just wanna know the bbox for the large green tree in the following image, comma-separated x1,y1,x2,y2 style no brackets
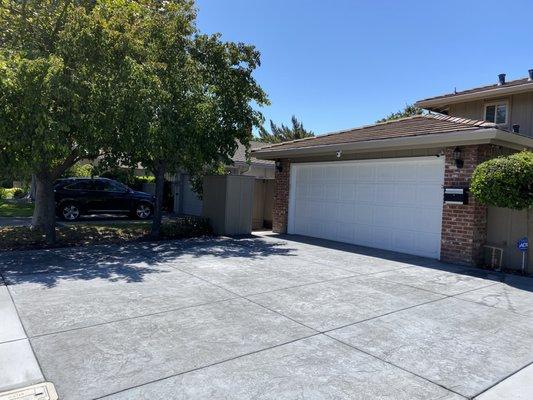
0,0,126,243
98,1,268,237
258,115,314,143
376,104,423,123
0,0,268,241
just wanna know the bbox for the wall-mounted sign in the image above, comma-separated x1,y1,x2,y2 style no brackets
443,187,469,205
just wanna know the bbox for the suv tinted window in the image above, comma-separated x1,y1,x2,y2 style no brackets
97,180,128,193
65,181,94,191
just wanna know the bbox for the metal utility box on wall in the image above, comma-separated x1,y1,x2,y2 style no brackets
202,175,255,235
443,187,468,205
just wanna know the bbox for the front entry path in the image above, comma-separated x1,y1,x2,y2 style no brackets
0,233,532,399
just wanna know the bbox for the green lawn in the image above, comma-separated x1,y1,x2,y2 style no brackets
0,200,34,217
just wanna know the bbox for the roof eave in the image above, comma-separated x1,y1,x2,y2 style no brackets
416,82,533,109
252,129,533,160
232,160,275,168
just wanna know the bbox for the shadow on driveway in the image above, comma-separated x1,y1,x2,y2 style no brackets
262,232,532,288
0,236,298,288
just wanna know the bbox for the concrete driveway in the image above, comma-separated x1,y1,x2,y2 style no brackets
0,234,532,400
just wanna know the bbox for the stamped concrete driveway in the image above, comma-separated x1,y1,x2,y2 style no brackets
1,233,532,400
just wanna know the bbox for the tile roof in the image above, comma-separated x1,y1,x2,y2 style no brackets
232,140,274,166
253,114,494,153
417,76,533,105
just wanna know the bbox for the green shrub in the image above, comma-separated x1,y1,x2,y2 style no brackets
160,216,212,239
471,151,533,210
99,169,136,187
64,163,94,178
132,175,155,189
0,188,20,199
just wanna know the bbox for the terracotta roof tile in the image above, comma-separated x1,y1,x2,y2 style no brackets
253,114,494,153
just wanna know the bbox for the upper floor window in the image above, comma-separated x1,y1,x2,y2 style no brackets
484,101,508,124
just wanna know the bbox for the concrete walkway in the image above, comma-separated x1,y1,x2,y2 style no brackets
0,283,43,391
0,233,532,399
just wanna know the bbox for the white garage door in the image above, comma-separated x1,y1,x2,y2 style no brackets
288,157,444,258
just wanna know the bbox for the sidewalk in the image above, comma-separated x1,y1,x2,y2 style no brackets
0,283,43,392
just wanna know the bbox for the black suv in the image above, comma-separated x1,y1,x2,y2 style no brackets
54,178,155,221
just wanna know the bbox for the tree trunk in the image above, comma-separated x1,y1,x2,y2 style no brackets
32,172,56,244
28,174,36,200
151,161,166,239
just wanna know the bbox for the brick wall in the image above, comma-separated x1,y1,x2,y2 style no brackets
272,159,290,233
440,144,501,265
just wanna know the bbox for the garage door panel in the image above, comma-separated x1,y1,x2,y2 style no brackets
289,157,444,259
356,184,375,203
310,167,324,180
372,227,393,250
376,164,396,181
338,224,355,242
356,165,374,181
393,207,417,230
394,230,416,252
417,184,443,205
395,163,418,181
323,165,340,180
396,185,418,205
307,201,323,217
373,206,394,227
354,225,373,246
415,233,441,257
418,163,443,181
324,183,340,200
354,205,374,224
323,203,338,221
375,184,396,205
417,208,442,233
337,203,355,222
309,184,324,200
340,165,355,181
339,183,356,200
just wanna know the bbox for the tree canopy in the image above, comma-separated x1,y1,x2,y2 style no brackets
0,0,269,241
0,0,129,242
97,1,268,236
376,104,424,123
258,115,314,143
471,151,533,210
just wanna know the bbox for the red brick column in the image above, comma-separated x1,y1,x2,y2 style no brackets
272,159,291,233
440,145,500,265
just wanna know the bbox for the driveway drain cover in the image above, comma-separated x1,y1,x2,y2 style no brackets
0,383,57,400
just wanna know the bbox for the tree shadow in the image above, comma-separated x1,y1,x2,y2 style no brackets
0,235,298,288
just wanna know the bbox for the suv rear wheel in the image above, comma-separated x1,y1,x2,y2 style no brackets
135,202,152,219
60,203,81,221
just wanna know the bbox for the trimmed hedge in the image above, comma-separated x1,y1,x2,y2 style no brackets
471,151,533,210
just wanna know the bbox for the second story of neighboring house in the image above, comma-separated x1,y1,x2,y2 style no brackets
416,69,533,138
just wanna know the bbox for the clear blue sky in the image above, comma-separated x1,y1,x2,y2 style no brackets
195,0,533,136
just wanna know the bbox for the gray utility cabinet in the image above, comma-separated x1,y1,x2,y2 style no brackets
202,175,255,235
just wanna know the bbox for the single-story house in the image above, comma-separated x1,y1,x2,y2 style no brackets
253,71,533,267
172,140,275,229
